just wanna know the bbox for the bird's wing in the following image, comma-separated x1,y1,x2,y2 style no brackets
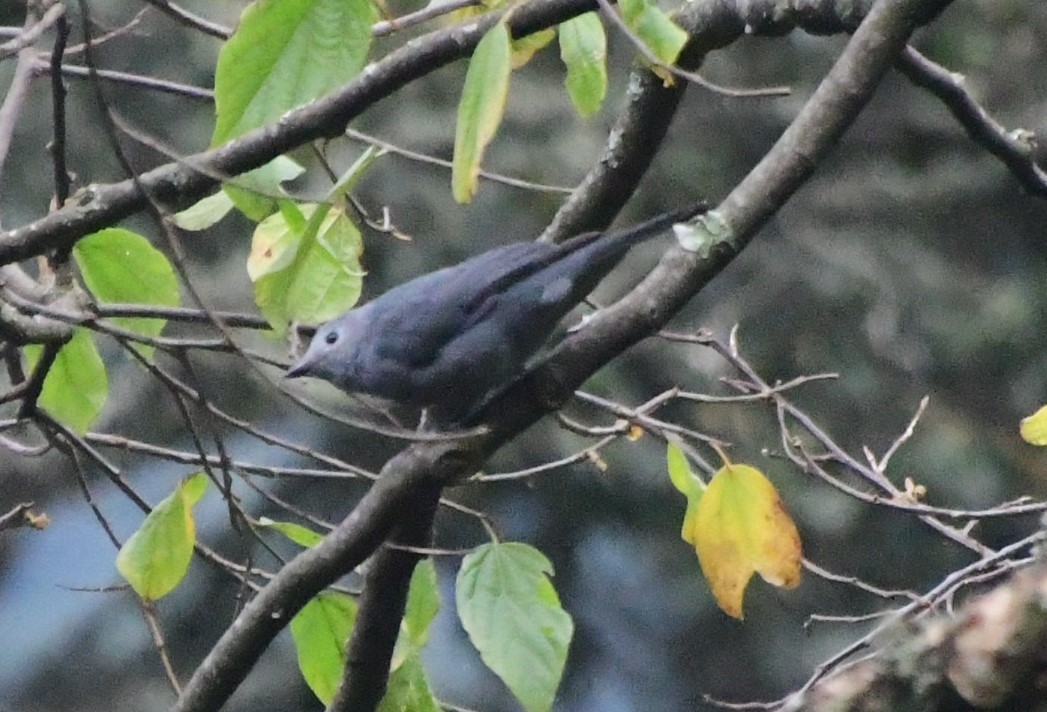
457,234,601,323
365,205,703,370
455,206,706,329
368,242,552,368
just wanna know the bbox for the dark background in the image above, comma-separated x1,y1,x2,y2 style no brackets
0,1,1045,710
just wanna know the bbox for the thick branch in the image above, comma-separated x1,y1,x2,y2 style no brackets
540,0,905,242
170,441,474,712
540,0,750,241
0,0,599,267
328,486,441,712
519,0,955,416
540,67,689,241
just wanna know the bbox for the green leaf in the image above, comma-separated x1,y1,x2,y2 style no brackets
452,22,512,204
377,653,440,712
278,197,309,234
403,559,440,650
667,441,704,499
290,591,358,705
456,542,573,712
558,13,607,117
619,0,688,66
173,191,235,231
257,516,325,547
24,329,107,434
391,559,441,670
213,0,375,219
73,228,180,360
666,441,705,544
250,204,365,332
212,0,375,146
327,145,385,206
224,157,307,222
115,473,209,601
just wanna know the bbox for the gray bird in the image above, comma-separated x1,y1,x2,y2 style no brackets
286,204,706,423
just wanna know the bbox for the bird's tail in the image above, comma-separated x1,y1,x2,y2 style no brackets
601,201,709,250
478,201,709,303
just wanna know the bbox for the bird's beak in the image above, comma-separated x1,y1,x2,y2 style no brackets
285,355,311,379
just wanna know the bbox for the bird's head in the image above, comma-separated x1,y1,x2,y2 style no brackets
285,309,368,387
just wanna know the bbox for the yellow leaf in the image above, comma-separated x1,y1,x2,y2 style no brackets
692,463,801,619
511,28,556,68
1020,404,1047,446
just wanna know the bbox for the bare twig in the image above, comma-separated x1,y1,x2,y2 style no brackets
476,433,619,481
0,2,64,60
139,0,231,39
59,7,150,55
48,12,71,210
897,46,1047,197
0,501,46,531
594,0,790,98
371,0,482,36
344,128,574,194
803,559,921,603
869,395,928,473
33,60,216,100
16,342,62,419
139,600,184,693
0,8,43,191
683,329,996,556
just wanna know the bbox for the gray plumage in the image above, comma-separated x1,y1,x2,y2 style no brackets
286,204,705,423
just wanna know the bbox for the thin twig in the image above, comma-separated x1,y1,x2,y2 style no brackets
49,11,71,210
870,394,928,472
594,0,790,98
139,600,183,693
345,128,575,194
0,501,44,531
16,343,61,419
139,0,230,39
58,7,150,55
0,8,42,189
897,46,1047,197
708,530,1047,710
476,434,619,481
0,3,64,60
689,328,996,557
371,0,482,36
803,559,920,602
34,60,216,100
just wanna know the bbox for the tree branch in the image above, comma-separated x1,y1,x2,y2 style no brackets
0,6,46,192
170,440,476,712
328,486,441,712
896,45,1047,197
790,557,1047,711
527,0,955,413
538,0,920,242
0,0,600,267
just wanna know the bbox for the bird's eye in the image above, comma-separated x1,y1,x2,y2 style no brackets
324,330,338,345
